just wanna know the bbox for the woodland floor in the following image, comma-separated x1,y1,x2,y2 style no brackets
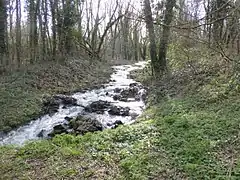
0,60,240,179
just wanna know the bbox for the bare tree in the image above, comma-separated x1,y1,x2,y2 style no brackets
0,0,7,65
16,0,21,67
143,0,157,75
158,0,176,72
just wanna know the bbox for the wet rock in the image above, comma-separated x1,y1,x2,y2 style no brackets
114,120,123,127
0,132,6,139
53,95,78,106
64,116,73,121
108,106,119,115
42,95,77,115
69,116,103,135
42,102,59,115
138,89,148,101
113,94,131,102
107,120,124,129
37,129,47,138
96,111,104,114
108,106,130,116
129,83,139,87
81,111,88,116
114,88,122,93
120,87,138,99
121,98,128,102
130,82,144,89
113,94,121,101
48,124,68,137
85,100,111,114
119,83,148,101
134,95,141,101
130,112,138,119
66,129,74,134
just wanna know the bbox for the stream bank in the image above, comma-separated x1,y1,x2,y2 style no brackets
0,61,148,145
0,58,115,134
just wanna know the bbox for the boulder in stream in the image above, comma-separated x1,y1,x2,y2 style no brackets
42,95,77,115
120,87,139,99
37,129,47,138
48,124,68,137
84,100,111,114
113,94,128,102
53,95,78,106
114,88,122,93
108,106,130,116
112,120,123,128
64,116,73,121
129,82,139,88
113,94,121,101
138,88,148,101
112,84,141,102
69,116,103,135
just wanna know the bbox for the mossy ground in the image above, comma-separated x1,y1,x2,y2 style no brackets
0,59,112,133
1,60,240,179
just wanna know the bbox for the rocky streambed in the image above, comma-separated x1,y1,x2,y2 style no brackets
0,61,148,145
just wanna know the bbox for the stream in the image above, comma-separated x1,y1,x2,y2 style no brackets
0,61,147,146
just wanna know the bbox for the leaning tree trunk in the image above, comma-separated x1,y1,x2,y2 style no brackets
158,0,176,73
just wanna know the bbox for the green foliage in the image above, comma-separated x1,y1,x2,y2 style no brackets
17,140,58,158
228,72,240,93
152,93,240,178
168,42,212,72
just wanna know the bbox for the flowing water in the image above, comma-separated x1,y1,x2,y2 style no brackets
0,61,147,146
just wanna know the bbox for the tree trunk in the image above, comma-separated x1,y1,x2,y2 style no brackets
0,0,6,65
133,24,139,61
38,0,46,60
158,0,176,73
140,42,147,61
16,0,21,68
237,34,240,54
111,22,119,59
212,0,225,43
49,0,57,60
29,0,39,63
143,0,158,75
